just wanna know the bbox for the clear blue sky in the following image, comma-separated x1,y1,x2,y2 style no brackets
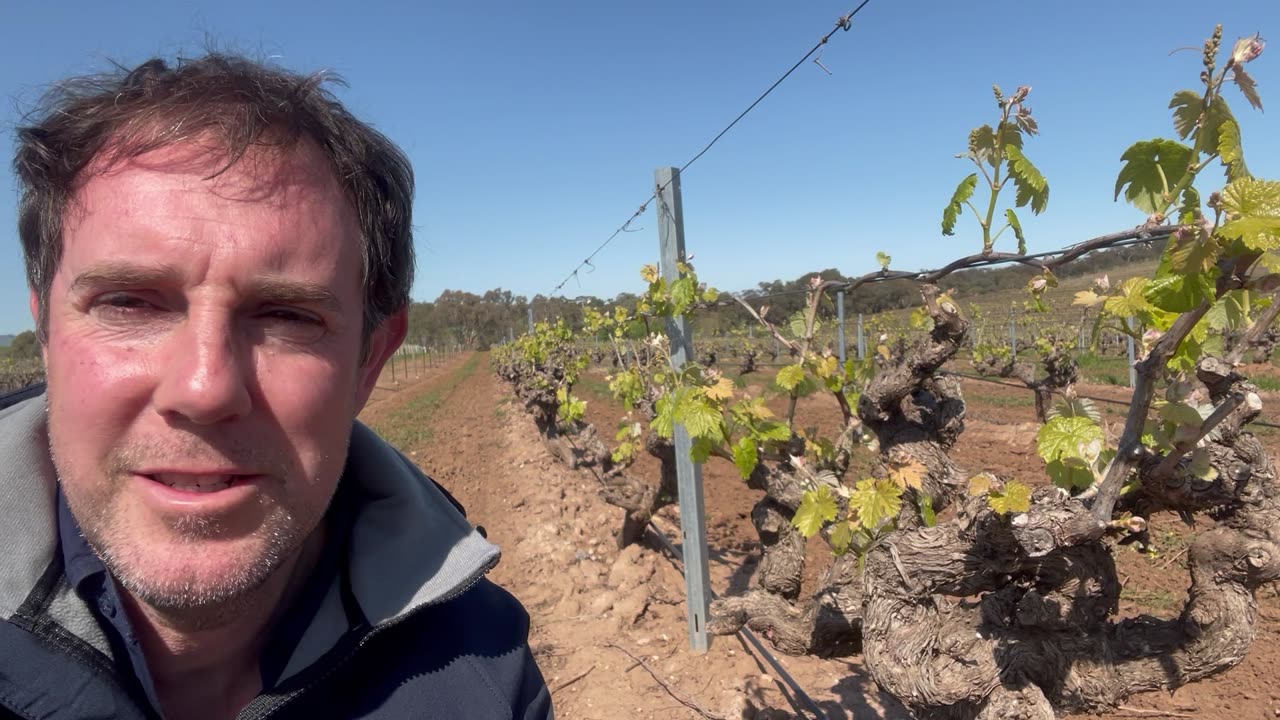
1,1,1277,333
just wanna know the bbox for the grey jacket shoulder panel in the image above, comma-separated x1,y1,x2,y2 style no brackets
276,420,500,682
0,396,56,620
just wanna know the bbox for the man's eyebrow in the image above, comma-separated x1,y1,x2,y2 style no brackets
69,265,343,312
70,263,182,293
253,277,343,312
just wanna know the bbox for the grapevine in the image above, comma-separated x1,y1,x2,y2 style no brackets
493,25,1277,719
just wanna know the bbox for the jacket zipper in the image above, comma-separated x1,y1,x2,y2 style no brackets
235,554,497,720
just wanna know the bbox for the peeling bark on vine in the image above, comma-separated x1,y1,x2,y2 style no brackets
860,354,1280,719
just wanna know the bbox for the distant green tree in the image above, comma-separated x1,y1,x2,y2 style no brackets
8,331,39,360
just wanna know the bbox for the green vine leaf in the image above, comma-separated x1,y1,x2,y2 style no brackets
1046,458,1095,491
1006,209,1027,254
678,397,724,443
788,311,817,339
942,173,978,236
1037,416,1105,463
1158,401,1204,428
1169,90,1202,140
776,364,805,392
1104,277,1156,318
1114,139,1193,214
1219,178,1280,251
968,473,996,497
754,421,793,443
653,395,675,438
850,478,903,529
1169,92,1240,168
969,124,998,167
988,481,1032,514
1145,273,1215,313
1179,186,1202,224
670,276,698,314
792,486,839,537
918,495,937,527
1165,228,1221,276
1206,289,1251,332
828,520,855,556
732,437,758,479
1004,145,1049,214
690,437,715,463
1217,119,1249,181
876,251,892,270
1049,396,1102,423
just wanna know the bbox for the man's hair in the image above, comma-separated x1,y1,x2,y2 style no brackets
14,53,415,344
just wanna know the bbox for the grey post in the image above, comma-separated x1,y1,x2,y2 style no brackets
856,313,866,360
527,307,534,334
1127,316,1138,388
836,290,847,364
655,166,711,653
1009,310,1017,357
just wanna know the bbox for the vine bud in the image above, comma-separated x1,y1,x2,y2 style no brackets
1208,191,1223,211
1142,328,1161,356
1093,274,1111,293
1206,25,1223,64
1011,85,1031,104
1231,33,1265,66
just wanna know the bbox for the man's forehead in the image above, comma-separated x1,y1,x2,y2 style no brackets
57,137,363,293
78,136,344,205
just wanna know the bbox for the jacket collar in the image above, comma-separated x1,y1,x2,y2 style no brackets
0,394,499,683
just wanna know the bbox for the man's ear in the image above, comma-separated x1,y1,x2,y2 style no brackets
355,307,409,413
28,289,47,365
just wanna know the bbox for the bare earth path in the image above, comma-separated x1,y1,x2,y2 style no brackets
359,353,1280,719
361,352,906,719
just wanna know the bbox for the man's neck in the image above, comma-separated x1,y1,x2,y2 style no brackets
119,528,326,720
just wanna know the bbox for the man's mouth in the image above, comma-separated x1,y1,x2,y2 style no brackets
145,473,249,493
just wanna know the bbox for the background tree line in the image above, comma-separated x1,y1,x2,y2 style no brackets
408,242,1161,350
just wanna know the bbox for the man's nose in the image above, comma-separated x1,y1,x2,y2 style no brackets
152,309,253,425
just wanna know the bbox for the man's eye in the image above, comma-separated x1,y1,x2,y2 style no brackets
261,308,322,325
257,308,326,344
94,294,154,314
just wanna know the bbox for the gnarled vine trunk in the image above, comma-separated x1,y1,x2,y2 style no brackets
708,285,971,655
599,433,678,548
860,355,1280,718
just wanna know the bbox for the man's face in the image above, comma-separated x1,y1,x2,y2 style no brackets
41,140,398,611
